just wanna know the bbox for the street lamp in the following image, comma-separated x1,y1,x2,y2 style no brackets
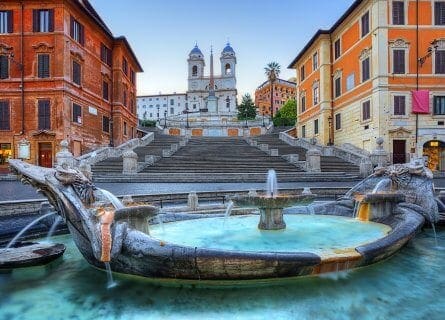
418,39,439,67
185,105,189,128
327,115,333,146
244,108,248,128
156,105,160,124
164,110,167,129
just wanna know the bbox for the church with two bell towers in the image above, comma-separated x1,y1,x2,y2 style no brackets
186,43,237,114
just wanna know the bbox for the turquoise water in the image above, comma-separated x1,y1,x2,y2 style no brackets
150,215,391,254
1,230,444,319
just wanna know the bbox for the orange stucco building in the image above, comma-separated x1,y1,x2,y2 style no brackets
289,0,445,170
0,0,142,170
254,78,296,116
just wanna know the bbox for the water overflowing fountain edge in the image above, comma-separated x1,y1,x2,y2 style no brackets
7,159,435,282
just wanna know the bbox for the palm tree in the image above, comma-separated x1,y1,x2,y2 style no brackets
264,62,281,118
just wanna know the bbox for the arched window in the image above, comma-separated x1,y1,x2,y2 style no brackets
192,65,198,76
225,63,231,75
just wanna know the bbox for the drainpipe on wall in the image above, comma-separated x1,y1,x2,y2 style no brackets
329,34,334,146
415,0,419,147
20,1,24,135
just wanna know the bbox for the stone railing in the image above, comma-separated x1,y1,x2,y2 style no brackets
279,130,367,166
76,132,154,167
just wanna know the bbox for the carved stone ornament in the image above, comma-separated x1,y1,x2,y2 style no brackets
389,38,409,48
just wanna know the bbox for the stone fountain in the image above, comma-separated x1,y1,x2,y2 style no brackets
7,141,438,282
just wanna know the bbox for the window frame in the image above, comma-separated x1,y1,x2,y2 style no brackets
393,95,406,116
72,103,82,124
0,55,9,80
102,80,109,101
0,10,13,34
37,53,50,78
361,56,370,82
33,9,54,33
313,82,319,106
301,125,306,138
392,49,406,74
391,1,405,25
334,39,341,60
361,11,370,38
434,49,445,74
0,100,11,130
434,1,445,25
312,51,318,71
72,60,81,85
433,95,445,115
70,16,84,46
37,99,51,130
334,76,342,98
300,65,305,81
100,43,112,67
362,100,371,122
335,113,341,131
314,118,319,135
102,115,110,133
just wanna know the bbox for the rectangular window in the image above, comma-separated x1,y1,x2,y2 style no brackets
393,50,405,74
334,77,341,98
72,103,82,124
300,65,305,81
123,90,127,106
312,52,318,71
361,11,370,37
170,99,174,105
394,95,406,115
362,57,370,82
301,95,306,112
0,55,9,79
33,9,54,32
102,81,109,100
0,101,10,130
72,61,81,85
38,54,50,78
335,113,341,130
313,86,319,105
122,58,128,75
170,107,174,115
433,96,445,115
314,119,319,135
346,73,355,91
0,11,13,34
100,44,112,67
362,100,371,121
392,1,405,25
102,116,110,133
123,121,127,135
130,69,135,84
302,125,306,138
435,1,445,25
435,51,445,74
38,100,51,130
70,16,84,45
334,39,341,60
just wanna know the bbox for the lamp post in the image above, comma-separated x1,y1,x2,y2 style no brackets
185,105,189,128
156,105,160,124
327,115,333,146
418,39,439,67
244,108,248,128
164,110,167,129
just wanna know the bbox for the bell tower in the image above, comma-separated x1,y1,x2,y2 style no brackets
187,44,205,90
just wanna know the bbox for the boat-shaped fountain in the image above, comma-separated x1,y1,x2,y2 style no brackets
7,153,438,283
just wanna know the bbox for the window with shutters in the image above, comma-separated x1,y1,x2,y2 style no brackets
334,39,341,60
33,9,54,32
130,69,135,84
300,65,305,81
312,52,318,71
0,101,10,130
301,93,306,112
123,121,127,135
72,60,81,85
361,11,370,37
102,81,109,100
302,125,306,138
72,103,82,124
100,43,112,67
362,100,371,121
393,95,406,116
334,76,341,98
433,96,445,115
102,116,110,133
123,89,127,106
435,50,445,74
314,119,319,135
38,54,50,78
362,57,370,82
435,1,445,25
313,82,319,105
70,16,84,45
393,49,405,74
392,1,405,25
0,55,9,79
38,100,51,130
335,113,341,130
0,11,13,34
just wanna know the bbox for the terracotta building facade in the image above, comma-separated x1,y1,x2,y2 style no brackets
289,0,445,170
254,78,296,116
0,0,142,170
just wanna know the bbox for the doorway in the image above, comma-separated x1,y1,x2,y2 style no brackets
392,140,406,164
38,143,53,168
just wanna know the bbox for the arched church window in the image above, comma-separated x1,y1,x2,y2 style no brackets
192,65,198,76
225,63,231,75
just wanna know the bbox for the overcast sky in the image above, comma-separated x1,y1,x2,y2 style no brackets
91,0,354,98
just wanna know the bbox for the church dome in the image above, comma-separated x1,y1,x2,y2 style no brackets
222,43,235,54
189,45,203,57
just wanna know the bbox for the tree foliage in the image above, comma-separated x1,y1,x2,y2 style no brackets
273,99,297,127
237,94,257,120
264,62,281,82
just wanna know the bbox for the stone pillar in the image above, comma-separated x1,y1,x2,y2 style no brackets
359,157,374,178
258,207,286,230
370,137,389,168
188,192,199,211
306,138,321,172
122,150,138,174
55,140,74,168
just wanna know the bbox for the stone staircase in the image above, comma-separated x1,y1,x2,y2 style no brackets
91,131,183,174
251,133,360,174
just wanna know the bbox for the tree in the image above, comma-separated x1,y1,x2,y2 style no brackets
273,99,297,127
264,62,281,118
237,94,257,120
